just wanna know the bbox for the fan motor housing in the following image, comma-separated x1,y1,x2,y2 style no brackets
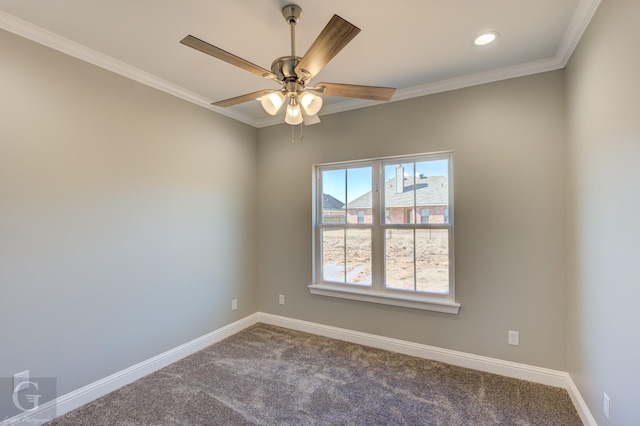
271,56,303,81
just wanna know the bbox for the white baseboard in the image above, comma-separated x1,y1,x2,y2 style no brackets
1,313,261,426
2,311,595,426
256,313,568,386
255,312,596,425
566,375,597,426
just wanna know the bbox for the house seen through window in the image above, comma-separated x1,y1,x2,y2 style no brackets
311,152,458,314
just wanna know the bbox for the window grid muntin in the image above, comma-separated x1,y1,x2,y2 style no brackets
318,162,374,287
315,152,454,300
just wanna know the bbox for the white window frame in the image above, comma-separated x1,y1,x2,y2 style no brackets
309,152,459,314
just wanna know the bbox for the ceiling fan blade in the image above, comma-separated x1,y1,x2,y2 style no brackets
294,15,361,80
315,82,396,101
302,110,321,126
181,35,277,80
212,90,275,107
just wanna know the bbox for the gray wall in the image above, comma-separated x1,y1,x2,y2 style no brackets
0,28,258,416
6,2,639,420
565,0,640,424
257,71,568,370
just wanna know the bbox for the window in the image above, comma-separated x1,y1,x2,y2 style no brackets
310,152,459,314
420,208,430,224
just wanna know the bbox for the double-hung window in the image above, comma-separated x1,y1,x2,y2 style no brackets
310,152,459,314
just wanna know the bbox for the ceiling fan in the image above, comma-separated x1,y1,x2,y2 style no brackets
180,4,396,126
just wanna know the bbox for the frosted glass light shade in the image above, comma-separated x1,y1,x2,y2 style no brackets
260,91,285,115
299,92,323,116
285,101,303,125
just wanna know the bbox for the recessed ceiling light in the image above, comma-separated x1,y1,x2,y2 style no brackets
474,32,499,46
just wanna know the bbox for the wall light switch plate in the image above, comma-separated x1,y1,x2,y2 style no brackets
13,370,29,393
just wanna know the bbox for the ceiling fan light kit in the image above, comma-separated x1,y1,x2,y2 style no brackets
180,3,396,130
285,98,303,125
300,92,323,116
261,91,286,116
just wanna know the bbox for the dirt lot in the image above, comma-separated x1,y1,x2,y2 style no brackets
322,228,449,294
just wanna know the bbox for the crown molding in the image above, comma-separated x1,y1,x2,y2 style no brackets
0,11,260,128
251,0,603,129
556,0,602,66
252,57,561,128
1,0,601,129
254,56,563,128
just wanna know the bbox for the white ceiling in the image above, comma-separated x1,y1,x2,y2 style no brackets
0,0,600,128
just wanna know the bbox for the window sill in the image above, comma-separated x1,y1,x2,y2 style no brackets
308,283,460,314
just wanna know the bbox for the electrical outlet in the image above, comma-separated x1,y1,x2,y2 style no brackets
13,370,29,393
603,392,610,420
279,294,285,305
508,331,519,346
231,299,237,311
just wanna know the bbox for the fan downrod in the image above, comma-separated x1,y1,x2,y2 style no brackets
272,4,304,82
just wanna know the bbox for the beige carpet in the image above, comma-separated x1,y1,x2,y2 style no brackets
47,323,582,425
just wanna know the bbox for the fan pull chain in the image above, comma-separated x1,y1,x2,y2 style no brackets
289,124,304,144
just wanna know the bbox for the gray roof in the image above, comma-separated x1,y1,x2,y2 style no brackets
322,193,345,210
348,175,448,208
